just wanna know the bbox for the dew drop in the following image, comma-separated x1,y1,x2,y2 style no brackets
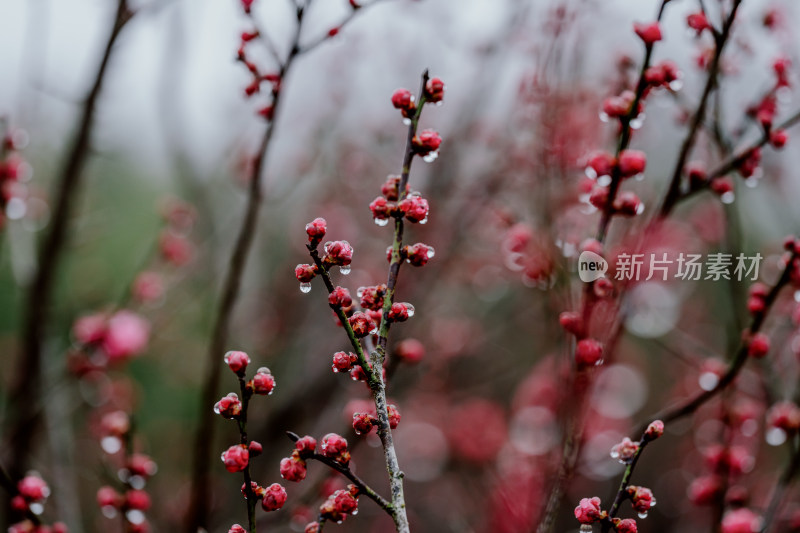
357,287,366,298
636,203,645,215
402,118,411,126
630,113,645,130
638,512,648,519
597,175,612,187
130,475,146,490
426,247,435,259
213,404,221,414
101,506,117,519
635,173,645,182
352,509,358,516
669,79,684,91
794,290,800,302
720,191,735,204
698,372,719,391
126,510,146,524
374,217,389,227
766,427,787,446
118,468,131,482
332,367,340,373
369,326,378,335
585,166,598,179
339,265,351,275
419,216,428,225
300,282,312,293
406,304,415,318
6,197,26,220
30,503,44,515
610,450,620,459
422,151,438,163
101,436,122,454
744,177,758,189
599,111,610,123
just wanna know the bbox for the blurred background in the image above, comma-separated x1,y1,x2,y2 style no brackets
1,0,800,531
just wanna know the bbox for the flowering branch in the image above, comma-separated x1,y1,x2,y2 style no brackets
285,432,393,515
641,244,800,431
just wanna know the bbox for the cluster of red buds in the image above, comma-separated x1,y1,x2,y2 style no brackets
216,351,287,525
370,176,434,227
351,404,400,435
8,473,68,533
235,5,282,120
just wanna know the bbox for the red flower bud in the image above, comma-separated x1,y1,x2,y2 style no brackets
644,420,664,440
412,129,442,156
125,489,151,511
687,12,711,34
252,367,275,395
587,151,616,177
17,475,49,503
618,150,647,178
352,412,376,435
576,338,604,368
324,240,354,266
305,217,327,245
295,435,317,456
280,453,308,482
388,302,414,322
328,286,352,308
574,496,604,524
261,483,287,512
224,350,250,375
425,77,445,103
634,21,662,45
387,404,401,429
348,312,376,337
395,338,425,363
248,441,263,457
214,393,242,419
398,195,429,223
332,351,358,373
221,445,249,473
295,264,317,283
748,333,770,358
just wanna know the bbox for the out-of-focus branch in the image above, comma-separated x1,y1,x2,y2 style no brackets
6,0,133,486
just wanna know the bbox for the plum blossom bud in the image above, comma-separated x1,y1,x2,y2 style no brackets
295,435,317,457
613,518,638,533
332,351,358,373
618,150,647,178
721,508,761,533
214,393,242,419
358,285,385,310
614,191,643,216
634,21,662,45
395,338,425,363
576,339,604,368
587,151,616,177
399,195,429,223
280,452,308,482
770,129,788,148
381,175,406,201
348,312,376,337
262,483,288,512
252,367,275,395
412,129,442,155
328,286,352,308
125,490,151,511
128,454,158,478
644,420,664,440
425,77,445,103
388,302,414,322
689,475,722,505
387,404,401,429
391,88,415,113
766,401,800,434
97,486,120,508
628,486,655,515
602,93,634,120
160,232,193,265
589,185,609,210
687,163,707,187
305,523,320,533
320,489,359,522
574,497,605,524
404,242,435,266
295,264,317,283
241,0,254,13
132,272,164,304
321,433,349,464
324,240,353,266
687,12,711,34
559,311,583,337
221,445,249,473
352,412,376,435
229,526,246,533
103,311,150,361
248,441,263,457
18,475,50,503
747,333,770,358
611,437,639,462
225,350,250,375
370,196,394,223
305,218,327,245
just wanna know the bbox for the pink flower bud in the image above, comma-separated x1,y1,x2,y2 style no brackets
352,412,376,435
332,351,357,373
321,433,348,460
615,519,638,533
395,338,425,363
391,89,415,112
102,311,150,361
320,489,359,522
721,508,761,533
224,350,250,375
387,404,401,429
770,129,788,148
614,191,643,216
358,285,385,310
574,496,604,524
425,77,445,103
748,333,770,358
766,401,800,433
587,151,617,177
221,445,249,473
252,368,275,395
97,486,121,508
229,526,246,533
159,232,193,266
398,195,429,223
305,522,320,533
687,12,711,33
576,339,604,368
305,217,327,245
295,264,317,283
618,150,647,178
73,313,107,345
611,437,639,462
128,454,158,478
132,272,164,304
248,441,263,457
628,486,655,514
328,286,352,308
689,475,722,506
125,490,151,511
370,196,394,222
214,393,242,419
388,302,413,322
261,483,288,512
17,475,49,503
381,175,406,201
348,311,376,337
324,240,354,266
589,185,609,210
645,420,664,440
412,129,442,155
280,453,308,482
559,311,583,337
404,242,435,267
295,436,317,457
634,21,662,45
241,0,254,13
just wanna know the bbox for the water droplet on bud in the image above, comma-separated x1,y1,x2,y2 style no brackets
585,166,598,179
406,304,415,317
402,118,411,126
101,436,122,454
721,191,735,204
339,265,351,275
426,247,435,259
630,113,645,130
636,203,645,215
357,287,365,298
300,282,312,293
419,216,428,225
745,177,759,189
766,427,787,446
374,217,389,226
369,326,378,335
422,151,439,163
597,175,612,187
599,111,610,123
30,503,44,515
669,79,683,92
638,512,648,519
